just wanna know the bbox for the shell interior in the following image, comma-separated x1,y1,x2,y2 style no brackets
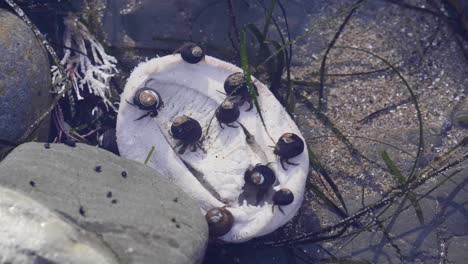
116,54,309,242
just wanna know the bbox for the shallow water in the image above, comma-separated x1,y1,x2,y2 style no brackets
0,0,467,263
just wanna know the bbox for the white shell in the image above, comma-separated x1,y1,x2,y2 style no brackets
116,54,309,242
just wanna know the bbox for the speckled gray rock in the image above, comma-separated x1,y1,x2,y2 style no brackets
0,143,208,264
0,9,52,142
0,186,118,264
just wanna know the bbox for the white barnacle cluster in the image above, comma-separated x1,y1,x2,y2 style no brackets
52,15,118,111
116,44,309,242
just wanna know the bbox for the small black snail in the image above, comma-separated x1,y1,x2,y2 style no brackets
215,100,240,128
128,87,164,121
176,43,205,64
272,188,294,214
223,72,258,111
205,207,234,237
244,164,276,189
273,133,305,170
170,115,204,154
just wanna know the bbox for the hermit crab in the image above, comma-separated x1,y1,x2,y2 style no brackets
215,100,240,128
205,207,234,237
223,72,258,111
273,188,295,214
127,87,164,120
273,133,305,170
244,163,276,189
175,43,205,64
244,163,277,204
170,115,204,154
116,43,309,242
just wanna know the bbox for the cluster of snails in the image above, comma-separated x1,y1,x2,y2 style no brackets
127,43,305,237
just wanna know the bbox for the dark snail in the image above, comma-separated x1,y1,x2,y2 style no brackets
170,115,204,154
273,133,305,170
205,207,234,237
176,43,205,64
215,100,240,128
244,164,276,189
128,87,164,121
273,188,294,206
272,188,294,214
223,72,258,111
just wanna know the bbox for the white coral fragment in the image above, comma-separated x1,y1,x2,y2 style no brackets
52,15,118,110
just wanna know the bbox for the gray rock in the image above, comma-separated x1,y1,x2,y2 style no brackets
0,143,208,264
0,186,117,264
0,9,52,142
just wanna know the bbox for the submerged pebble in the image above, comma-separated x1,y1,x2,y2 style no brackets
0,9,52,142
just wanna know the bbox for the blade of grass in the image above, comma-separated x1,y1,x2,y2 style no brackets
277,0,292,69
373,168,463,236
261,0,277,38
308,145,349,215
227,0,240,43
265,40,285,75
144,146,155,165
265,39,286,98
308,178,349,220
257,0,370,69
256,0,294,110
244,23,275,79
335,46,424,183
301,91,394,176
240,29,261,111
276,1,294,115
381,150,425,224
330,46,426,236
358,97,413,124
245,23,264,42
308,134,468,192
300,92,358,156
381,151,407,184
256,153,467,247
240,30,274,142
318,0,364,111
